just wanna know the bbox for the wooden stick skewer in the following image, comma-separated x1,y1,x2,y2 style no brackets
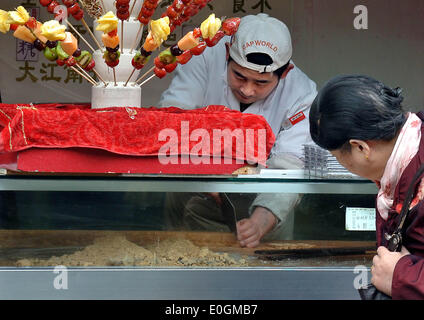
121,21,124,54
100,0,106,14
81,18,103,51
70,65,97,85
91,68,108,87
135,65,154,84
66,21,96,53
124,68,136,87
130,25,144,54
113,68,117,86
23,25,98,86
76,64,98,86
129,0,138,17
138,74,155,87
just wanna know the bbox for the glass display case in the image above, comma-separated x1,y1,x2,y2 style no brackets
0,171,378,299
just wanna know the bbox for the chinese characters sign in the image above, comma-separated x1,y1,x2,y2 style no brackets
233,0,273,14
16,61,97,84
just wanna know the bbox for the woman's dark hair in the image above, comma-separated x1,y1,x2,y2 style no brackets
228,54,290,78
309,75,407,151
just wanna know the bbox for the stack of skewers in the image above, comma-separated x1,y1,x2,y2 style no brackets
303,144,363,179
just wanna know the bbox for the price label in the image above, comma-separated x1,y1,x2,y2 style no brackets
345,207,376,231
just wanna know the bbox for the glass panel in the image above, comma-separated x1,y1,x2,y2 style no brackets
0,190,375,269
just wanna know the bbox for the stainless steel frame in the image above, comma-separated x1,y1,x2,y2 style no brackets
0,176,378,194
0,267,368,300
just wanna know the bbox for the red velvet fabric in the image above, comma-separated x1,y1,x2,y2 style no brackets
17,148,246,174
0,103,275,166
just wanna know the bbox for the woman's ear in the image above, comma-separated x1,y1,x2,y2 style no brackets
349,139,371,159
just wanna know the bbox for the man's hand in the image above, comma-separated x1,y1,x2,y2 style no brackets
371,246,410,296
236,206,277,248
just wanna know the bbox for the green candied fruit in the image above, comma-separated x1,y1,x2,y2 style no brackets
133,51,151,65
159,48,177,64
141,55,151,65
55,42,69,60
133,51,142,60
43,46,58,61
76,50,92,68
103,50,120,62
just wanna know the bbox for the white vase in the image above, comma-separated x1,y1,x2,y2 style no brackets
91,0,145,109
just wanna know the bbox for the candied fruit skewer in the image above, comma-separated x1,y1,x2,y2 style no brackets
138,73,155,87
5,7,100,85
135,23,203,84
128,0,138,18
9,7,99,85
41,20,99,84
65,19,95,52
96,11,121,86
40,0,96,52
162,0,212,33
130,0,160,54
61,0,103,50
39,0,103,51
124,47,152,86
138,14,240,85
116,0,130,54
126,16,170,85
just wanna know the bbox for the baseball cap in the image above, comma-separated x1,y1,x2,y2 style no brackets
229,14,292,73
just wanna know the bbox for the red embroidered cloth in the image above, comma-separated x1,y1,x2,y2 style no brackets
0,104,275,166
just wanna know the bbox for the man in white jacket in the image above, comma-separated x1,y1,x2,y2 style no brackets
159,14,317,247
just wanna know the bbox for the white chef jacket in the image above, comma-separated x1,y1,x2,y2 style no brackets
159,38,317,235
159,36,318,160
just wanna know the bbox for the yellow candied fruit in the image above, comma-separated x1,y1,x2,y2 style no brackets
0,10,11,34
96,11,118,34
150,16,170,47
41,20,67,41
200,14,221,40
7,6,30,25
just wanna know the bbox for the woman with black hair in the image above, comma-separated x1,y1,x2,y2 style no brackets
309,74,424,299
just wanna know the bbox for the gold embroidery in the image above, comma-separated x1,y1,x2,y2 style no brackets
16,106,29,145
16,105,37,111
20,109,28,145
8,123,12,151
125,107,137,120
0,109,11,121
4,105,37,151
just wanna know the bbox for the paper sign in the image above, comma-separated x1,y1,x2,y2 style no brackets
345,207,376,231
